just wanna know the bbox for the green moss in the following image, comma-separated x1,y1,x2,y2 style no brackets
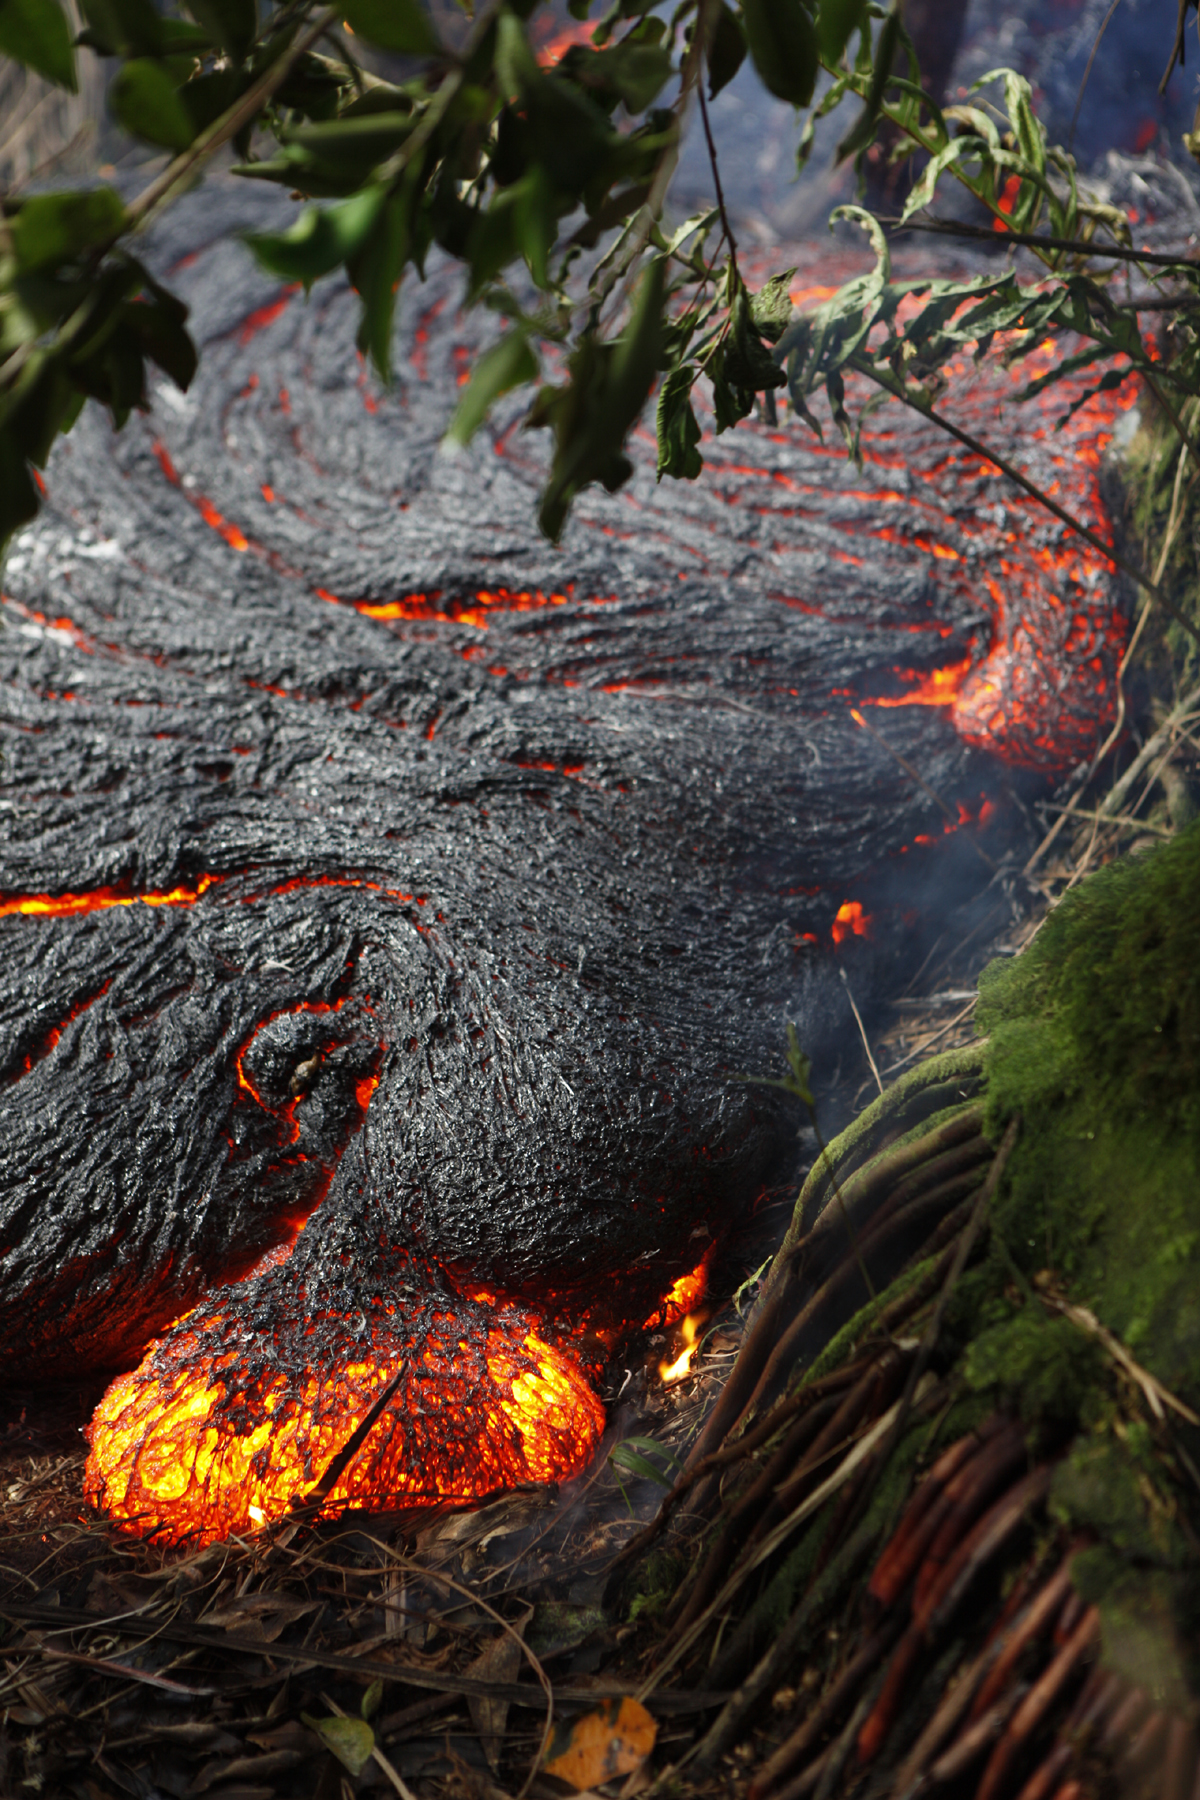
753,831,1200,1693
1072,1548,1196,1713
777,1043,986,1260
977,821,1200,1403
801,1253,940,1387
622,1546,688,1627
964,1310,1106,1430
1052,1433,1188,1567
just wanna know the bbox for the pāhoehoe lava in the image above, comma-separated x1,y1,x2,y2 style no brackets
0,186,1132,1544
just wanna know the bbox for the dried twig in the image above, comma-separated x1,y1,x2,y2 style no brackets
838,966,883,1094
1045,1298,1200,1425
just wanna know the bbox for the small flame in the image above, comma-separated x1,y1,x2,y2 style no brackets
659,1310,708,1385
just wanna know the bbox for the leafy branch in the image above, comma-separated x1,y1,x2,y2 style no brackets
5,0,1200,631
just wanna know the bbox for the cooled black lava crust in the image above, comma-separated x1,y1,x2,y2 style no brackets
0,187,1061,1379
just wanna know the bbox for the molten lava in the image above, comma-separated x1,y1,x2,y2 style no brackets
0,873,221,921
85,1296,606,1546
832,900,871,946
869,656,974,709
84,1242,716,1545
642,1253,712,1332
3,223,1149,1555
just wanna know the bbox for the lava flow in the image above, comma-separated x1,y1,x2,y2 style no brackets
0,196,1148,1551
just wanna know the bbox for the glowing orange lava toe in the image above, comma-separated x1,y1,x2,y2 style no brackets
85,1283,605,1547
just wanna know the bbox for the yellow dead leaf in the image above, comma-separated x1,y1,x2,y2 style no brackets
544,1696,657,1792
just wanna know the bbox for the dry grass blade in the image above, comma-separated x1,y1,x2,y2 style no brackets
1,1598,698,1710
840,967,883,1094
1045,1298,1200,1424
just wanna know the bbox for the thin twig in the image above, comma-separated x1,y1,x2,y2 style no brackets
1099,683,1200,818
882,996,978,1077
832,1117,1020,1558
696,51,738,307
879,213,1198,271
1068,0,1126,152
125,8,339,238
0,7,338,406
638,1393,927,1702
359,1538,554,1800
848,708,998,871
291,1363,408,1517
1046,1299,1200,1424
1030,454,1200,874
840,967,883,1095
1039,802,1171,835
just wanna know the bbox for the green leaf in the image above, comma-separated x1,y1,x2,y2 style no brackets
816,0,868,65
184,0,254,58
179,66,241,136
125,294,197,391
741,0,818,107
243,185,387,289
302,1714,375,1778
724,285,787,391
590,0,656,46
340,0,439,56
608,1437,678,1488
707,2,746,97
466,187,522,297
11,187,126,273
361,1680,383,1721
515,166,556,288
709,350,754,434
562,39,673,112
349,187,411,382
750,267,797,344
79,0,163,56
280,112,416,178
0,428,40,550
1049,364,1131,430
660,208,719,257
157,18,210,52
496,7,541,97
537,254,664,540
110,58,195,152
656,363,703,480
446,331,538,446
0,0,76,91
786,1022,815,1106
